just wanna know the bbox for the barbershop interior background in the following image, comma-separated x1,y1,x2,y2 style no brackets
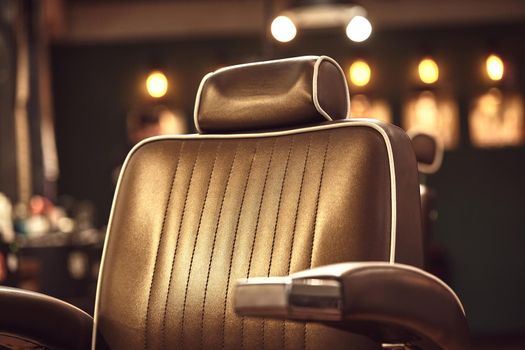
1,0,525,347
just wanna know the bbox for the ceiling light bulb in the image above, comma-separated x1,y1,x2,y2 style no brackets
346,15,372,43
486,54,504,81
271,15,297,43
146,71,168,98
349,60,371,87
418,58,439,84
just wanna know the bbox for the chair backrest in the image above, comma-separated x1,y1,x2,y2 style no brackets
93,56,423,349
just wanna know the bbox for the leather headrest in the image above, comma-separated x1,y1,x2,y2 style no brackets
193,56,349,133
408,131,444,174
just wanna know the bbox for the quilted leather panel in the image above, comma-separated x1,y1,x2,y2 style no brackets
96,123,421,349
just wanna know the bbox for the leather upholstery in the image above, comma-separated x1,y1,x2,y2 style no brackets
338,263,468,350
409,131,443,270
194,56,349,133
0,286,92,349
409,131,443,174
95,119,422,349
289,262,468,350
419,185,434,264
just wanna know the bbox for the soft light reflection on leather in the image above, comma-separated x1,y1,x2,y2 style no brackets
97,124,422,349
196,57,348,133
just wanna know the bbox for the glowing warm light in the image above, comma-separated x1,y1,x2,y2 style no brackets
348,60,371,87
146,71,168,98
470,88,524,147
271,16,297,43
351,94,392,123
159,109,188,134
418,58,439,84
403,91,459,149
486,54,504,81
345,15,372,42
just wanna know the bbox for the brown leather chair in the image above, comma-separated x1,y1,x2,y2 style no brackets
408,131,448,277
0,56,468,349
409,131,444,177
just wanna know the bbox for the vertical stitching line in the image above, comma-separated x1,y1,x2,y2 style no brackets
282,135,312,349
143,141,184,350
267,137,294,276
308,133,331,267
221,141,259,350
263,137,294,350
199,142,240,349
241,138,277,350
304,132,331,350
180,141,222,350
160,142,203,350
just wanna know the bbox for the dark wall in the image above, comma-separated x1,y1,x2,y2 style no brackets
433,148,525,335
0,1,18,202
51,21,525,336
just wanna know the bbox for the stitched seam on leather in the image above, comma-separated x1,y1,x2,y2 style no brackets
261,137,294,349
200,142,240,349
113,121,397,265
159,142,203,350
267,137,294,277
221,142,259,350
180,141,222,350
143,142,184,350
241,138,277,350
304,132,331,350
283,135,312,349
286,135,312,274
308,133,331,268
95,121,399,349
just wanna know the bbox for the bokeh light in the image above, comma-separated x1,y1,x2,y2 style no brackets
348,60,371,87
271,16,297,43
418,58,439,84
486,54,504,81
345,16,372,43
146,71,168,98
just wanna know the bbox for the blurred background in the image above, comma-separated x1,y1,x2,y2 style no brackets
0,0,524,348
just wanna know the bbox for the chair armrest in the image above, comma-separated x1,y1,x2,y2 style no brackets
0,286,93,349
234,262,469,350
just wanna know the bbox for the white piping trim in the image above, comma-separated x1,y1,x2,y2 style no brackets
407,129,444,175
192,56,350,133
290,261,466,316
213,55,319,74
91,120,397,348
312,56,351,120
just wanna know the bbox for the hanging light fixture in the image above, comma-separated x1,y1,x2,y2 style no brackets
271,15,297,43
270,0,372,43
345,15,372,42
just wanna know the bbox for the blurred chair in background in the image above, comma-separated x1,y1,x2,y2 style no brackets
409,131,450,280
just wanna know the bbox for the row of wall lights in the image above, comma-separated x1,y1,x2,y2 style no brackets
142,53,505,99
139,54,519,148
142,54,505,100
348,54,505,88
